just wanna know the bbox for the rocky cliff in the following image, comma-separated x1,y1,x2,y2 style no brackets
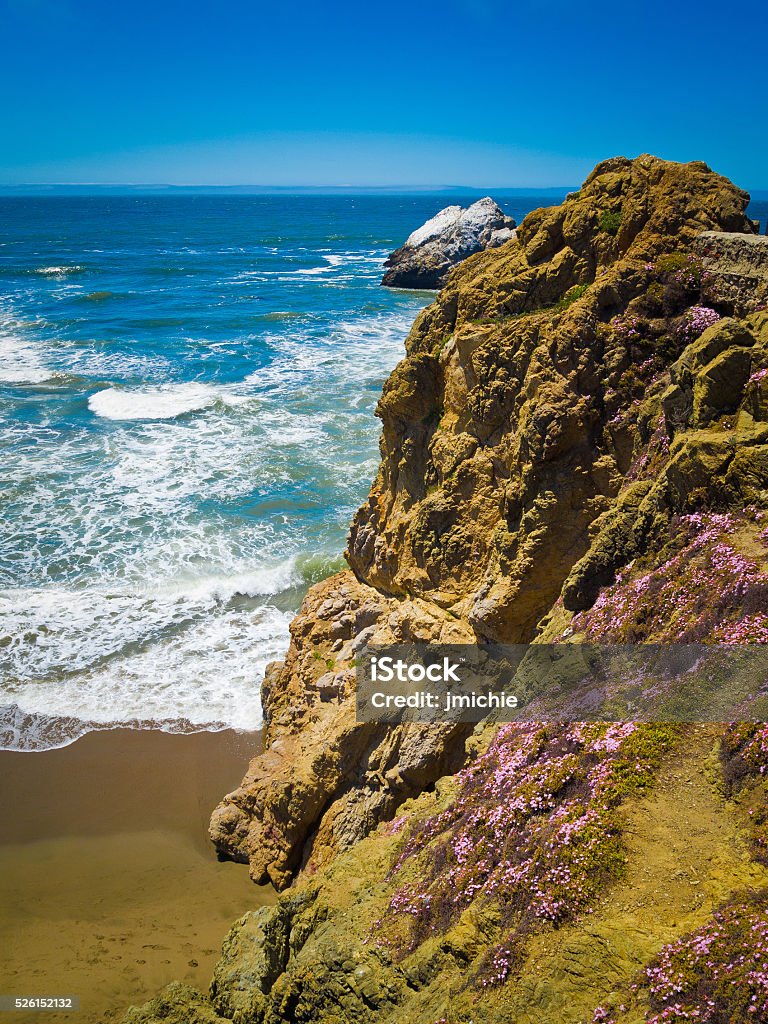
125,155,768,1024
210,154,766,888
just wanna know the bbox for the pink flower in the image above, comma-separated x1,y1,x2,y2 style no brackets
678,305,721,341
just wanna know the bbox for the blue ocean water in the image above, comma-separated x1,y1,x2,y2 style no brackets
0,193,559,749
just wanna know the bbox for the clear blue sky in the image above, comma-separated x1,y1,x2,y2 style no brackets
2,0,767,188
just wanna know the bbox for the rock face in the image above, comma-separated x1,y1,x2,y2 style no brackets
351,155,758,640
128,154,768,1024
209,572,475,888
693,230,768,316
381,196,516,289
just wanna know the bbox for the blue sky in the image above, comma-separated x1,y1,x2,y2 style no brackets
2,0,767,188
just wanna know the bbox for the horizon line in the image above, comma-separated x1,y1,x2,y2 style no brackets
2,182,767,197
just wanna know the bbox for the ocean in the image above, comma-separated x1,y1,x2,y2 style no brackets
0,192,563,750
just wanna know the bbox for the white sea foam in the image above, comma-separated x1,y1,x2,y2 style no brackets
2,307,416,592
64,344,172,381
0,333,56,384
286,265,336,276
0,304,173,386
34,265,84,276
0,705,201,753
323,252,385,267
0,598,292,747
88,382,221,420
0,562,298,749
232,250,386,285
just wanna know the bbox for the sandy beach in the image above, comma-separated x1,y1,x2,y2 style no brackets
0,728,275,1023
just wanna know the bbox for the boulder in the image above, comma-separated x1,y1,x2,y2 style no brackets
381,196,516,289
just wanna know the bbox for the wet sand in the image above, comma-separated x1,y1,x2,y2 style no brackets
0,728,276,1023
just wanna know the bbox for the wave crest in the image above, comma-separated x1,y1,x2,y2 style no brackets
88,382,220,420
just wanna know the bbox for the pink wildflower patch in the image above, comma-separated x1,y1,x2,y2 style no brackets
721,724,768,863
568,512,768,644
376,722,678,987
641,894,768,1024
678,305,721,342
611,313,642,340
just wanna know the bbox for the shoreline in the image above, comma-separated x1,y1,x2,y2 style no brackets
0,727,275,1023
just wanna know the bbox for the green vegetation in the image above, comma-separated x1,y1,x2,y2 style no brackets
655,253,690,274
639,892,768,1024
598,209,623,235
555,282,590,309
378,722,680,988
567,512,768,644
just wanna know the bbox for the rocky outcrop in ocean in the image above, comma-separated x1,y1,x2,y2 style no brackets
125,155,768,1024
381,196,516,289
